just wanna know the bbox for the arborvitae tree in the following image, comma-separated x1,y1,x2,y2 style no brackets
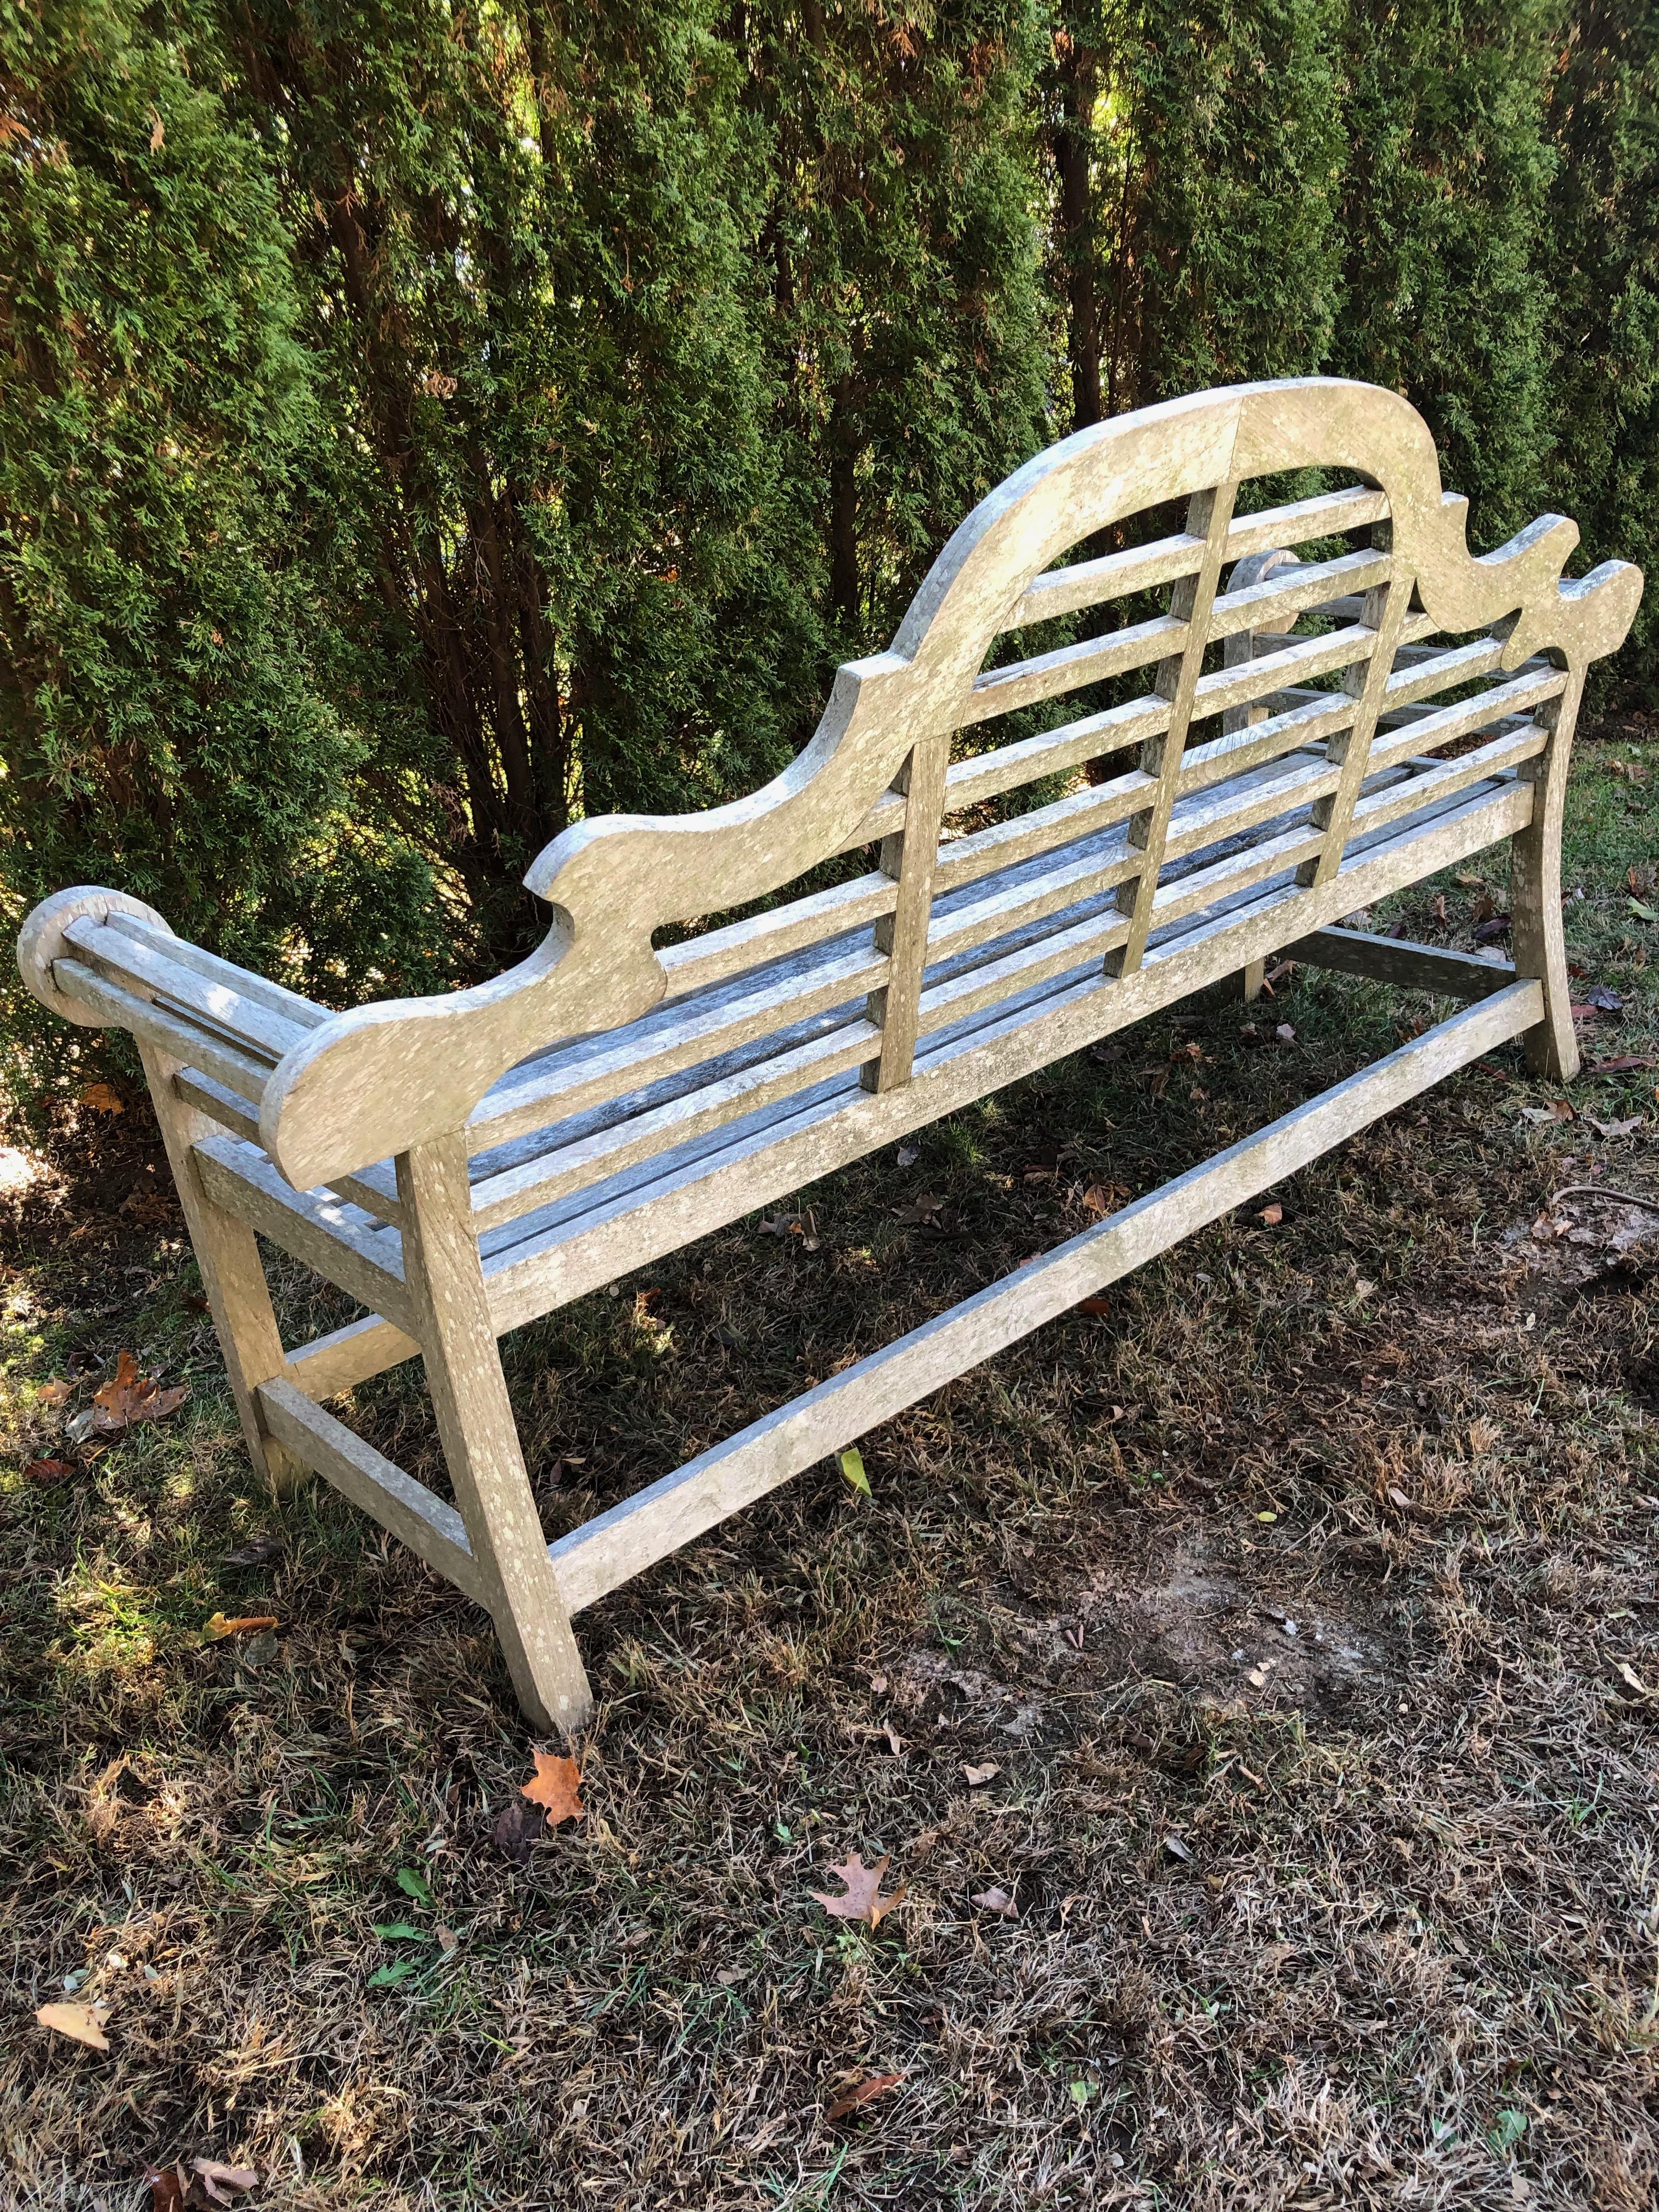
1333,0,1559,541
1541,0,1659,692
0,0,422,1086
219,0,824,960
1040,0,1345,435
740,0,1053,647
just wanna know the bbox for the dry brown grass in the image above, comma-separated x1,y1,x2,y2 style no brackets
4,724,1659,2210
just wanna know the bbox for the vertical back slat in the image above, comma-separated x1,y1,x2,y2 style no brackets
860,731,951,1092
1297,524,1413,890
1108,479,1240,979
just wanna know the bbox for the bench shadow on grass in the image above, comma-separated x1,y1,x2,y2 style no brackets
4,731,1659,2207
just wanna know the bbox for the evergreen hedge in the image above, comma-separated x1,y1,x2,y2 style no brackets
3,0,1653,1104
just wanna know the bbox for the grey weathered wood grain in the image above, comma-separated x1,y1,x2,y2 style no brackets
19,377,1639,1731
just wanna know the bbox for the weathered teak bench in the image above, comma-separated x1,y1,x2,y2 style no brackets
20,379,1640,1732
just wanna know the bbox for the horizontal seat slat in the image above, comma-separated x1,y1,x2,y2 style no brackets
467,1015,883,1233
466,940,890,1158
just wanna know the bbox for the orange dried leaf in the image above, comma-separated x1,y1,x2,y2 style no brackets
201,1613,279,1645
811,1852,907,1929
37,1379,72,1407
78,1082,125,1115
89,1351,187,1435
25,1459,75,1483
1258,1203,1283,1226
36,2000,109,2050
825,2071,905,2122
520,1748,583,1825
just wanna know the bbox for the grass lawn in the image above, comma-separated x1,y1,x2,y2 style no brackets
5,721,1659,2210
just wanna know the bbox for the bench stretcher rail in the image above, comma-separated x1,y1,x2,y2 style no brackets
20,376,1640,1734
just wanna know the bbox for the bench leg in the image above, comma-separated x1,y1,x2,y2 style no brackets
1240,957,1267,1003
137,1042,306,1498
1511,674,1583,1083
397,1134,592,1735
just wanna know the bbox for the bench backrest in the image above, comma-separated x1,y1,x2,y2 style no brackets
260,377,1640,1190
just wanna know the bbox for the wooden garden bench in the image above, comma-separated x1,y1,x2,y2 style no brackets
20,378,1640,1733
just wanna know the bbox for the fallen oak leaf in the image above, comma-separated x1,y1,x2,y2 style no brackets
520,1748,583,1825
78,1082,125,1114
24,1458,76,1483
1074,1296,1111,1318
811,1852,907,1928
825,2072,906,2122
37,1379,72,1407
201,1613,278,1645
1589,1116,1644,1139
89,1351,187,1436
962,1761,1000,1786
36,2000,109,2050
1258,1201,1283,1226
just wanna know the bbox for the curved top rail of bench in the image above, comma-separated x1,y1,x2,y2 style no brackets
31,377,1642,1190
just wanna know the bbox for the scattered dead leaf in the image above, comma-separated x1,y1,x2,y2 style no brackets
1273,1023,1296,1045
1616,1660,1654,1701
143,2165,185,2212
892,1192,946,1225
970,1885,1018,1919
520,1748,584,1826
1163,1833,1195,1864
962,1762,1000,1786
1257,1202,1283,1226
87,1351,188,1437
896,1144,919,1168
36,2000,109,2051
1075,1296,1111,1318
189,2160,257,2205
1590,1116,1644,1139
36,1379,72,1407
811,1852,907,1928
78,1082,125,1115
825,2072,905,2121
493,1798,545,1863
200,1613,278,1645
219,1534,283,1570
24,1458,76,1483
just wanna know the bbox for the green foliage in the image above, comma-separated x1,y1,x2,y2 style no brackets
1332,0,1560,543
2,0,1656,1114
0,0,441,1100
1540,1,1659,692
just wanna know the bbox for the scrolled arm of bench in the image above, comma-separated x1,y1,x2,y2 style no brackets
260,651,927,1189
17,884,174,1026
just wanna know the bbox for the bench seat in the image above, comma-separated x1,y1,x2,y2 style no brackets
22,375,1640,1733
